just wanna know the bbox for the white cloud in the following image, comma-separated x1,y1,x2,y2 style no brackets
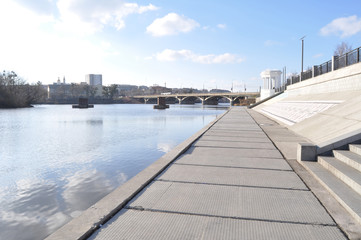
56,0,158,34
320,15,361,38
155,49,244,64
146,13,200,36
217,24,226,29
0,1,117,84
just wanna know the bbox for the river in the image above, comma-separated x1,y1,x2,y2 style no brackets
0,104,227,240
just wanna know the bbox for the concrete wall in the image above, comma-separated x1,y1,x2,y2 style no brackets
254,61,361,147
286,62,361,96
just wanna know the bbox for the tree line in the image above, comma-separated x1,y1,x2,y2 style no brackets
0,71,47,108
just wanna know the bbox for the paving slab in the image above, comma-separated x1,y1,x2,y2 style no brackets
127,181,335,225
207,128,264,133
197,135,272,143
193,139,275,149
175,155,292,171
204,130,267,138
210,126,262,131
89,209,345,240
183,146,284,159
157,164,307,190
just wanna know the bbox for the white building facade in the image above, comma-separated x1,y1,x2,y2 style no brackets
85,74,102,86
85,74,103,97
260,70,282,100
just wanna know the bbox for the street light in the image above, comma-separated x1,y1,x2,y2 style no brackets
300,36,306,77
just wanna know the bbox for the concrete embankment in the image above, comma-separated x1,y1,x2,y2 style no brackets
253,61,361,148
47,107,349,240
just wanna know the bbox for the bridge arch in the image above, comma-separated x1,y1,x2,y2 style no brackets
178,96,203,104
163,96,179,104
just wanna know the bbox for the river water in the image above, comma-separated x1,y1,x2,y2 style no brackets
0,104,227,240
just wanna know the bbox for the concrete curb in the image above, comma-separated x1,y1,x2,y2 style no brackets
46,109,229,240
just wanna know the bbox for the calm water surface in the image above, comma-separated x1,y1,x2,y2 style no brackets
0,104,227,240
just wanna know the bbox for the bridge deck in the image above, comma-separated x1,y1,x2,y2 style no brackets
134,92,259,99
88,107,345,240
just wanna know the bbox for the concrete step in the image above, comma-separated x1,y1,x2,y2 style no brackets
318,156,361,196
302,161,361,225
350,144,361,156
333,149,361,172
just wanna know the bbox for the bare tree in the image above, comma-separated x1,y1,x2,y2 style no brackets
334,42,352,56
0,71,46,108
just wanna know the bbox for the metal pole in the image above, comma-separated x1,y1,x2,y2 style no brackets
300,36,306,80
302,39,304,72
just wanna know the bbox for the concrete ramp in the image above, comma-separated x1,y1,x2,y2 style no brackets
254,62,361,146
255,91,361,145
259,101,341,126
289,93,361,145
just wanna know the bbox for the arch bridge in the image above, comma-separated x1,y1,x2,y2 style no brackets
134,92,259,105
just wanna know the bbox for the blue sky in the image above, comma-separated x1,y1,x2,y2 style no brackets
0,0,360,91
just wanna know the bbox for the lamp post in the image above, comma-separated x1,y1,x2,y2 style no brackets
300,36,306,80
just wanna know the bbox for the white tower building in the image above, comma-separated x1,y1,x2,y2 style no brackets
85,74,102,86
260,70,282,100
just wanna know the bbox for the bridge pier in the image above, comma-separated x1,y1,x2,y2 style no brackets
154,97,169,109
203,98,219,105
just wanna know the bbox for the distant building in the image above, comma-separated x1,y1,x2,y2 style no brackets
260,70,282,100
85,74,102,86
210,89,231,93
47,77,71,99
150,85,172,95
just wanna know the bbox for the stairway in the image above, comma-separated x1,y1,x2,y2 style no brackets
302,144,361,225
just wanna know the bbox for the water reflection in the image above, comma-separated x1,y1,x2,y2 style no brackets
0,104,226,239
0,179,69,240
157,142,177,153
86,119,103,125
0,168,127,240
61,169,115,216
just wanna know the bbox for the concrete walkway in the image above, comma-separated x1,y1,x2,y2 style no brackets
88,107,346,240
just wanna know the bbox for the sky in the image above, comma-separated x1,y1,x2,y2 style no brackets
0,0,360,91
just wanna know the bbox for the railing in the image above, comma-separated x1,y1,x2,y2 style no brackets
334,47,361,70
280,45,361,91
314,60,332,77
301,69,312,81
